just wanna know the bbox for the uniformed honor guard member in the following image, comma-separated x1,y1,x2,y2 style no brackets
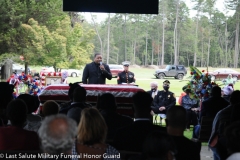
152,80,176,114
117,61,136,84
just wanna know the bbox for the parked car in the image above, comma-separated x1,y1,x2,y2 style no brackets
0,64,30,74
209,69,240,81
62,69,81,77
154,65,187,80
109,64,124,78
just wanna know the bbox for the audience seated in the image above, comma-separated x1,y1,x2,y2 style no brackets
0,82,14,126
65,87,92,124
42,100,59,117
142,131,177,160
38,114,77,157
17,94,42,132
113,91,166,152
59,82,81,110
182,88,198,131
209,90,240,160
72,108,120,160
0,99,40,150
166,105,201,160
98,93,133,141
225,121,240,160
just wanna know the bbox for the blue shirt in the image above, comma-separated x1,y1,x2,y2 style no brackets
182,95,198,110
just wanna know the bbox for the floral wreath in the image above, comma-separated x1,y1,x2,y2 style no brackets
186,66,218,100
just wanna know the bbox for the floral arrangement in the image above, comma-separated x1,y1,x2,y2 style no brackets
186,66,218,100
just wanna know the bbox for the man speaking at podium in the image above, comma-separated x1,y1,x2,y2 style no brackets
117,61,136,84
82,53,112,84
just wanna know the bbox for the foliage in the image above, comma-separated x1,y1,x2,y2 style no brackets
186,66,218,100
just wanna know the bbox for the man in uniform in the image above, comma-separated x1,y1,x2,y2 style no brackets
117,61,136,84
82,53,112,84
152,80,176,123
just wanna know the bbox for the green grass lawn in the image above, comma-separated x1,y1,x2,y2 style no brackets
65,66,240,97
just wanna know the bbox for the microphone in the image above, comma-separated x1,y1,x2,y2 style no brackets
99,62,103,73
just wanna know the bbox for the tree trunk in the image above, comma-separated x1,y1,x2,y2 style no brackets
207,36,211,67
201,31,204,67
161,11,165,66
145,31,148,66
107,13,110,64
24,62,28,75
151,39,154,65
193,14,199,67
124,14,127,61
173,0,179,65
91,13,103,55
1,60,13,80
225,21,228,67
234,13,239,68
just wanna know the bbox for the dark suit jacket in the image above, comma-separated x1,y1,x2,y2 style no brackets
171,136,201,160
113,120,166,152
147,90,161,111
100,110,133,140
200,96,229,122
82,62,112,84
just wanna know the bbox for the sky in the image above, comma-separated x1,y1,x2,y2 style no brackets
80,0,235,23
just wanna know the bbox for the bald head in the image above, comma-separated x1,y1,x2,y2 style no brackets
38,114,77,154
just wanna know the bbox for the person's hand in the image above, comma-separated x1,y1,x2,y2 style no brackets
159,106,165,111
99,64,105,70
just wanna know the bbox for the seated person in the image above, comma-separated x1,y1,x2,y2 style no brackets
42,100,59,117
113,92,166,152
225,121,240,160
72,108,120,160
222,84,234,102
97,93,133,141
166,106,201,160
59,82,81,110
193,86,229,139
182,89,199,131
0,99,40,150
0,82,14,126
142,131,177,160
38,114,77,156
17,94,42,132
66,87,92,124
60,86,91,115
178,85,187,105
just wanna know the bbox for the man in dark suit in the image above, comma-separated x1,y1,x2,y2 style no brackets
117,61,136,84
113,91,166,152
200,86,229,122
146,81,160,122
98,93,133,141
166,105,201,160
82,53,112,84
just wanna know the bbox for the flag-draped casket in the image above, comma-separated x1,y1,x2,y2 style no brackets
38,84,145,117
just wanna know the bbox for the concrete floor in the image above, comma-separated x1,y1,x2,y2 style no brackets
201,146,213,160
